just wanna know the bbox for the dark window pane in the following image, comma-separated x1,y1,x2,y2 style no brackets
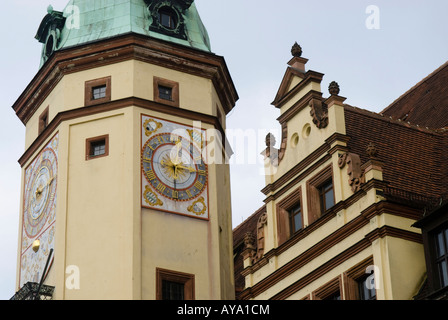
158,85,173,101
437,231,446,258
162,280,184,300
324,189,334,210
92,85,107,100
159,7,177,30
324,292,341,300
320,180,334,212
91,140,106,157
289,204,302,234
439,260,448,288
359,274,376,300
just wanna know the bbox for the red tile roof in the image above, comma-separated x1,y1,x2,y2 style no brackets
382,61,448,129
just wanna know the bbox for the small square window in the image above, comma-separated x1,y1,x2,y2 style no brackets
85,77,111,106
86,135,109,160
154,77,179,108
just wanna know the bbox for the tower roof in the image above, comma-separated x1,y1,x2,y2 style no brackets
35,0,211,67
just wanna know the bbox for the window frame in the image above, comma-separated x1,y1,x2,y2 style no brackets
154,76,180,108
156,268,195,300
86,135,109,161
276,186,303,246
343,256,376,300
85,76,111,106
433,225,448,289
312,276,343,300
306,165,335,225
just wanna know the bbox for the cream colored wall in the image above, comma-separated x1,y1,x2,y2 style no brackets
62,111,135,299
24,60,217,150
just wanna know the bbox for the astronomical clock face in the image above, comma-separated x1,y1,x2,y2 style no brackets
20,134,58,287
141,115,209,220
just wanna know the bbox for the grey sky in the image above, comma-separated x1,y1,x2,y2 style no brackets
1,0,448,300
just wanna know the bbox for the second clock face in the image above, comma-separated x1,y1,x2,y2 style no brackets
20,133,58,288
141,115,209,220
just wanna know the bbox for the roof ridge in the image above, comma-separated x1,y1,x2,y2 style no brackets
232,205,266,233
381,60,448,115
344,104,445,136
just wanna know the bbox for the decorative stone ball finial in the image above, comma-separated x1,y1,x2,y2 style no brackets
291,42,303,58
47,5,54,14
265,133,276,148
329,81,340,96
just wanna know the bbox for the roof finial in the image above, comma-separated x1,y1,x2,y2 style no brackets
329,81,340,96
291,42,302,58
47,4,54,14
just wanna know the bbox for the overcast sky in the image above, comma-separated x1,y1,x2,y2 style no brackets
1,0,448,300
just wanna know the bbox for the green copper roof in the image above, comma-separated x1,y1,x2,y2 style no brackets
36,0,211,67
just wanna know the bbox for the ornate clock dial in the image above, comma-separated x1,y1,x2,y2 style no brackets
142,133,207,201
20,134,58,288
141,116,209,220
24,148,57,238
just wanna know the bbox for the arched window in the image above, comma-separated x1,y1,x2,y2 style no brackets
158,7,177,30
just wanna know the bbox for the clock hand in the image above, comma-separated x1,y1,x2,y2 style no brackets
176,164,198,173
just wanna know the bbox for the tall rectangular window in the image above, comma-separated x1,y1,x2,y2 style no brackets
307,165,335,225
319,179,335,213
358,274,377,300
38,107,49,135
435,227,448,288
276,187,302,246
289,203,303,235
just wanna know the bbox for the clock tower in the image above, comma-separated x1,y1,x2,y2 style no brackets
12,0,238,300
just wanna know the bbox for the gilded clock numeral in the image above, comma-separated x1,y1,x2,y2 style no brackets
172,190,178,199
194,181,204,190
156,183,166,193
157,136,165,144
186,190,193,198
146,170,156,180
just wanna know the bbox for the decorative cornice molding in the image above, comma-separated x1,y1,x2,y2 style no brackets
18,96,229,167
13,33,238,125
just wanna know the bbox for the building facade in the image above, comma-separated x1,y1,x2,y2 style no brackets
12,0,237,300
234,44,448,300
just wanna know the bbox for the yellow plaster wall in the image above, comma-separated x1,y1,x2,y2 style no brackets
62,111,135,300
